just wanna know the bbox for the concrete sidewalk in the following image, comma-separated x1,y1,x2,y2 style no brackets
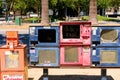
28,68,120,80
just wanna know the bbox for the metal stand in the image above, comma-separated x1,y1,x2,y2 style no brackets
43,68,49,80
101,68,107,80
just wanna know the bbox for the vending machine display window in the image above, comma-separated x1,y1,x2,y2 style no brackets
5,51,19,68
38,29,56,43
100,29,118,43
62,25,80,39
60,46,82,66
38,50,56,64
92,26,120,46
100,50,118,64
64,46,78,62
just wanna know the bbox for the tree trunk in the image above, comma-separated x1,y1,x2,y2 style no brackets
41,0,50,26
89,0,98,26
77,7,81,20
65,7,68,21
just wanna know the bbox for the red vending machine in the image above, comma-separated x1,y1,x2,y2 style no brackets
0,31,27,80
60,22,91,66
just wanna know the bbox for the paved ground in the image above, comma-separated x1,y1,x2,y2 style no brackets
1,22,120,80
28,67,120,80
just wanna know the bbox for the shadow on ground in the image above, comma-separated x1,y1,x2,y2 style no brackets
27,75,115,80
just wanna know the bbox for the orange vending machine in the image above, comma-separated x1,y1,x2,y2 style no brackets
0,31,27,80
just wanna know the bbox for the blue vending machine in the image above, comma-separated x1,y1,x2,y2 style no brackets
29,26,59,67
92,26,120,67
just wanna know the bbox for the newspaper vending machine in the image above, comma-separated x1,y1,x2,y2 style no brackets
0,31,27,80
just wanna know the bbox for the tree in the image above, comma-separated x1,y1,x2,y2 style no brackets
58,0,89,20
59,0,70,20
41,0,50,26
49,0,58,16
73,0,89,19
89,0,98,25
98,0,110,9
110,0,120,8
97,0,111,15
26,0,41,17
109,0,120,12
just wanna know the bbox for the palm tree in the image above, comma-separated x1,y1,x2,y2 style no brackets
89,0,98,26
41,0,50,26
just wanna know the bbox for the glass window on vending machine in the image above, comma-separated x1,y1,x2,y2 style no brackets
64,46,78,62
100,50,118,64
38,29,56,43
62,25,80,38
38,50,56,64
5,50,19,68
100,29,118,43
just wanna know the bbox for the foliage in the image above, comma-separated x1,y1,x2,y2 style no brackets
0,0,120,21
0,0,118,14
49,0,58,16
13,0,27,11
110,0,120,8
49,0,58,8
97,0,111,9
83,15,119,21
74,0,89,10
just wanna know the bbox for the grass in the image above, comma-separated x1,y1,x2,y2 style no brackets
22,17,41,23
83,15,119,21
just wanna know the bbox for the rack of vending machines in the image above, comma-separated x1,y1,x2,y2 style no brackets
1,21,120,79
29,22,120,68
29,22,91,67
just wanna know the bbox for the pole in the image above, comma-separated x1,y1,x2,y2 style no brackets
2,0,8,21
5,0,7,21
43,68,48,80
101,68,107,80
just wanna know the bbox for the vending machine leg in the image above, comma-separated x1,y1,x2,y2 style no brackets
43,68,49,80
101,68,107,80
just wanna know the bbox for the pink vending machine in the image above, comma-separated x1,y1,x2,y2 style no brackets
60,22,91,66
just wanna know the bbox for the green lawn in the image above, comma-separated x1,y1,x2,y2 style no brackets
83,15,119,21
22,17,41,23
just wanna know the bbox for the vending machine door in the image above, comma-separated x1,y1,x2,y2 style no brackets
92,47,120,67
60,22,91,45
29,26,59,47
92,26,120,46
35,47,59,67
0,47,26,71
60,45,91,66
